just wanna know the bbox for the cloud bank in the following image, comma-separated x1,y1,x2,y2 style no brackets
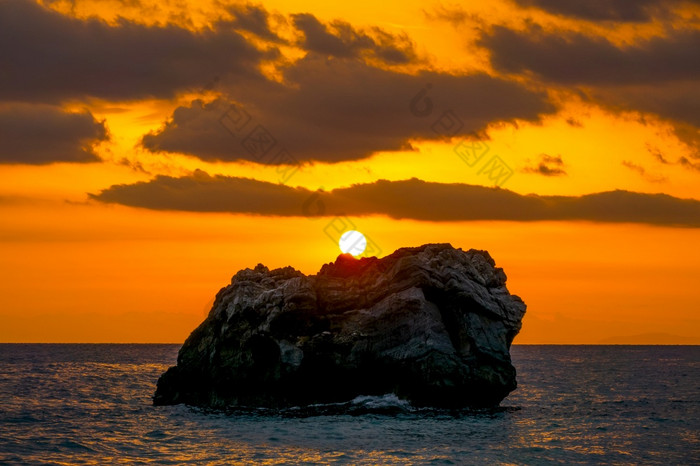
91,171,700,226
0,104,107,164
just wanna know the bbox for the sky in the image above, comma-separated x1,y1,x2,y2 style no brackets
1,0,699,343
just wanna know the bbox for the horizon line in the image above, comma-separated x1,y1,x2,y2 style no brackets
1,342,698,346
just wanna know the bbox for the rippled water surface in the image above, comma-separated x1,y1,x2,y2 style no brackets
0,344,698,464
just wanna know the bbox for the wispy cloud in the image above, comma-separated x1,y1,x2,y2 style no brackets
522,154,567,177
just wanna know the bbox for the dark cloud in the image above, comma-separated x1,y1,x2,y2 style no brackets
479,25,700,155
292,13,417,64
510,0,683,22
642,143,700,174
647,144,671,165
596,81,700,132
670,123,700,158
647,144,671,164
224,3,285,42
523,154,567,176
0,0,271,102
679,156,700,171
142,56,554,163
91,172,700,227
0,2,550,165
0,104,107,164
0,3,549,166
92,170,305,214
480,25,700,86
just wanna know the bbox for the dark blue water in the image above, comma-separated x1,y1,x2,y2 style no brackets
0,345,698,464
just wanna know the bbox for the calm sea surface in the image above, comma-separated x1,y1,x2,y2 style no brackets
0,344,698,464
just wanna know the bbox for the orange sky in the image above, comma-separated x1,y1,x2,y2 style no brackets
1,0,699,343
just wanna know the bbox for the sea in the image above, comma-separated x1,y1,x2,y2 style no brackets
0,344,697,465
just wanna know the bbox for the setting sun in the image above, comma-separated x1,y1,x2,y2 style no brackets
339,230,367,256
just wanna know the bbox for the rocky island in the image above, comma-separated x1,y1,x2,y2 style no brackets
154,244,526,408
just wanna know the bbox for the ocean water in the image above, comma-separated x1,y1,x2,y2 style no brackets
0,345,698,465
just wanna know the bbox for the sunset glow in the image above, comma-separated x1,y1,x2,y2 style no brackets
1,0,699,344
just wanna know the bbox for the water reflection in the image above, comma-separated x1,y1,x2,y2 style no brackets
0,344,697,464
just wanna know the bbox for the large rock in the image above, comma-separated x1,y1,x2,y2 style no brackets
154,244,526,408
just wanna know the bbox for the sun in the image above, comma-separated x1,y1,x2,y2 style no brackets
339,230,367,256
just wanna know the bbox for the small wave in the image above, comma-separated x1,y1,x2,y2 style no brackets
349,393,413,412
207,394,519,418
279,393,414,417
58,439,95,453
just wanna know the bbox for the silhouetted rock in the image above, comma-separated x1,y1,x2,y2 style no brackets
154,244,526,408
